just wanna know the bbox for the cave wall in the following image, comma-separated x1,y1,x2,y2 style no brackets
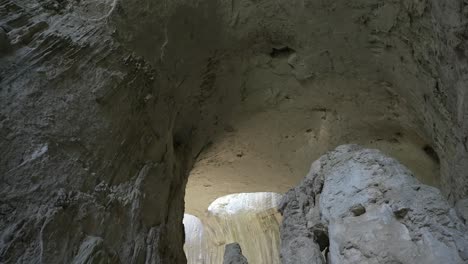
1,0,467,262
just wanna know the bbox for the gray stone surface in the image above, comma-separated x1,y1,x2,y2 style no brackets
0,27,9,54
456,199,468,224
278,173,326,264
223,243,248,264
280,145,468,264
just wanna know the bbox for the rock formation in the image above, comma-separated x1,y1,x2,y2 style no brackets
1,0,468,262
183,214,205,264
456,199,468,225
223,243,248,264
280,145,468,264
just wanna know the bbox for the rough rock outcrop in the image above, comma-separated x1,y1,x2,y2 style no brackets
183,214,205,264
280,145,468,264
223,243,248,264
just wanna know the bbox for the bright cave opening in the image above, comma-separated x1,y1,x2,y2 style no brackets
182,50,441,263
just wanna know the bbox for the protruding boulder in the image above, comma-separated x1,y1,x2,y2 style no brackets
280,145,468,264
223,243,248,264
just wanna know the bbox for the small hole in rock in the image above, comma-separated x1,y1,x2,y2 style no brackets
269,46,295,58
423,144,440,164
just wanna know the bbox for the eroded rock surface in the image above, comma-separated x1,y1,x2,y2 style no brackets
456,199,468,225
280,145,468,264
223,243,248,264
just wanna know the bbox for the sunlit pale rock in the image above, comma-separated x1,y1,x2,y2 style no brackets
183,214,205,264
205,192,282,264
207,192,282,215
280,145,468,264
184,192,282,264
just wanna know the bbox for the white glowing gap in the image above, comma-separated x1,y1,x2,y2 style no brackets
207,192,283,216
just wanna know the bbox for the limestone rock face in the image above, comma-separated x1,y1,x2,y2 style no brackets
456,199,468,225
223,243,248,264
280,145,468,264
208,192,282,216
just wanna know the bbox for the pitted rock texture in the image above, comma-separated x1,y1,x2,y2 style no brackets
223,243,248,264
279,145,468,264
1,0,468,262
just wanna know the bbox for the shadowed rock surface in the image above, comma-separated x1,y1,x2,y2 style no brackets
456,199,468,225
223,243,248,264
280,145,468,264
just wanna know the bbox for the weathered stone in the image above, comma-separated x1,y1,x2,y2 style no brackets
310,223,329,251
392,206,410,219
456,199,468,224
184,193,282,264
281,145,468,264
223,243,248,264
0,27,9,54
350,204,366,216
279,176,326,264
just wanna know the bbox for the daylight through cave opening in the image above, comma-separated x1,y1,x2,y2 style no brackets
181,54,442,261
